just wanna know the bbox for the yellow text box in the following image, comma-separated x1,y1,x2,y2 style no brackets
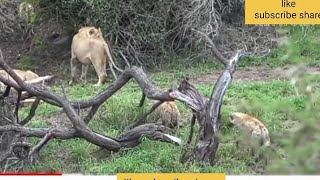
117,173,225,180
245,0,320,24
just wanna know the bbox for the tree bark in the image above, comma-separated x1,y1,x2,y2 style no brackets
0,48,182,170
169,29,246,164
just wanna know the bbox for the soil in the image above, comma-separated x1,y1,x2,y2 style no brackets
191,66,320,84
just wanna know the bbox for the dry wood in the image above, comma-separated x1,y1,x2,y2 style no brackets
170,31,246,164
0,48,182,170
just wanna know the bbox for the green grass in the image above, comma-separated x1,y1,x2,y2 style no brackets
19,65,320,174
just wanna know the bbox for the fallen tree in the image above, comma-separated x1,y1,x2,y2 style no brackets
0,27,246,170
0,48,183,171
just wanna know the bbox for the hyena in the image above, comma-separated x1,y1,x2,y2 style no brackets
230,112,271,147
152,101,182,129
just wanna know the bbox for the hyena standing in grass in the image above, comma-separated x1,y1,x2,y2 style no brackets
230,112,271,146
229,112,271,161
150,100,183,130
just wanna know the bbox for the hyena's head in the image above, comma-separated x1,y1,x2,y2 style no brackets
230,112,250,126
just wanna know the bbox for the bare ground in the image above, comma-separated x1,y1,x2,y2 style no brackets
191,66,320,84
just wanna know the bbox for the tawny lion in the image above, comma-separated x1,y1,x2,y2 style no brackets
0,69,40,102
69,26,123,86
0,69,39,82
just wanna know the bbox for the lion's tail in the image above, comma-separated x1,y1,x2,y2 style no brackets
104,42,124,73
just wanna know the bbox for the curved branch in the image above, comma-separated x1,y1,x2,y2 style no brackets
128,100,164,129
0,50,120,150
19,97,41,126
0,123,181,149
0,48,181,157
0,66,173,110
192,29,229,66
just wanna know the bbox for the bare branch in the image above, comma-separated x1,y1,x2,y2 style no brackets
0,125,78,139
14,90,22,121
169,79,207,113
192,29,229,66
28,131,53,157
0,78,22,92
128,100,164,129
0,123,181,149
170,90,204,112
187,114,196,144
19,97,41,126
83,105,99,124
24,76,54,85
194,56,241,164
0,86,12,99
138,92,146,107
118,123,181,147
119,51,131,68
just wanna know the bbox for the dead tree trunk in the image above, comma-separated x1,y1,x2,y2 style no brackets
170,30,246,165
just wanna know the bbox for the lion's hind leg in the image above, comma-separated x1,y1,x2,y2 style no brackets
69,56,80,85
91,56,107,86
80,64,89,83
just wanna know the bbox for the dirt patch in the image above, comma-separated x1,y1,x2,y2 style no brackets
44,109,90,128
191,66,320,84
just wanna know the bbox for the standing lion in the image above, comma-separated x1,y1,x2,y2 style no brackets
69,26,123,86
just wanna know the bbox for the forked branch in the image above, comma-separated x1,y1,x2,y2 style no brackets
0,48,181,158
170,30,247,164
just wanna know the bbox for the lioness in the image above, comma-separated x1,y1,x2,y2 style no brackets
69,26,123,86
0,69,39,82
0,69,41,106
77,26,103,38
